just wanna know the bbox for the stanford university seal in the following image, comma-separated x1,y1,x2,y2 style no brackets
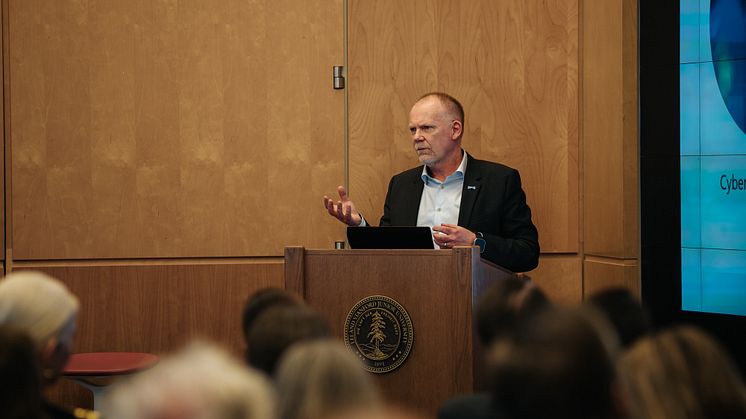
344,295,414,374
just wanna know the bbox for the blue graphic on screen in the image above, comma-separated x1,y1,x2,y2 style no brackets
681,0,746,316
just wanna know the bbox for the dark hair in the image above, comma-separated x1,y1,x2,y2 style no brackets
585,287,651,348
419,92,465,125
489,307,619,419
246,305,331,376
476,278,549,345
0,326,46,419
242,288,298,340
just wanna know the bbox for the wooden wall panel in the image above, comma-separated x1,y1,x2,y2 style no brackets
1,0,5,264
8,0,345,259
15,260,284,354
583,257,639,298
582,0,638,259
348,0,579,253
530,255,582,305
20,259,284,410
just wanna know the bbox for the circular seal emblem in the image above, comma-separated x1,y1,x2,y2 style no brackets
344,295,414,374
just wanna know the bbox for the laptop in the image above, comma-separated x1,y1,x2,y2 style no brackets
346,226,436,249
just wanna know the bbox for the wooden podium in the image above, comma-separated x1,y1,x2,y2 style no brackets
284,246,515,415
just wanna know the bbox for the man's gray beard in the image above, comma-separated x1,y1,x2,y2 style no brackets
418,155,437,166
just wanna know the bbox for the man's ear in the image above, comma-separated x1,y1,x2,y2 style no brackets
451,120,463,140
40,337,58,365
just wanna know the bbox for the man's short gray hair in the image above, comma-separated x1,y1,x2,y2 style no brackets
418,92,465,124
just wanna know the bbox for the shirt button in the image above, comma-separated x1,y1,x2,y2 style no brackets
436,208,441,212
440,185,444,189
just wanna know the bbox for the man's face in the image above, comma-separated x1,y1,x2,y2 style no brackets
408,97,460,167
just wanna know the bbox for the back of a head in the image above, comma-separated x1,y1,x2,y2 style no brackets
476,278,550,345
586,287,651,348
242,288,298,340
0,326,45,419
0,271,79,348
489,307,619,419
275,340,381,419
620,326,746,419
247,305,330,376
103,341,276,419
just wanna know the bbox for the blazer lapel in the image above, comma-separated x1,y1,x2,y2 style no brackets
458,155,482,227
403,173,424,225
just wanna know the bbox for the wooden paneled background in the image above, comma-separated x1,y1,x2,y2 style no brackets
1,0,639,412
9,0,346,259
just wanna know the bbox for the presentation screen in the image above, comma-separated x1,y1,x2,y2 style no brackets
680,0,746,316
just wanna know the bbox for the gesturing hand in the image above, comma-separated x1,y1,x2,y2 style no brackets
323,186,363,226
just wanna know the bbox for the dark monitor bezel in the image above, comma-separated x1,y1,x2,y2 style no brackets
639,1,746,371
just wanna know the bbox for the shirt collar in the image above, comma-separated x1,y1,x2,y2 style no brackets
421,151,468,185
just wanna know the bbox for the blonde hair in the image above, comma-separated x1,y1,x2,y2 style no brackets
619,326,746,419
103,341,276,419
275,340,381,419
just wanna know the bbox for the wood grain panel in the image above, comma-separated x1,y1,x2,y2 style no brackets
529,254,582,305
9,0,345,259
582,0,638,259
348,0,579,253
19,259,283,410
583,256,639,298
14,260,284,354
621,0,639,258
1,0,6,263
300,248,490,415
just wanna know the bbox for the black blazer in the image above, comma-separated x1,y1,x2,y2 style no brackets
379,153,539,272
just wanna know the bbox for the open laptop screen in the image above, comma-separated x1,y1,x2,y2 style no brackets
346,226,436,249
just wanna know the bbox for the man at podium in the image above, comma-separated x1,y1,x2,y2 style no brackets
323,93,539,272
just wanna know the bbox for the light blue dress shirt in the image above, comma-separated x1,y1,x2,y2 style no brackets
416,152,467,229
358,153,467,239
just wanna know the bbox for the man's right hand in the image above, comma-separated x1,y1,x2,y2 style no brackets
323,186,363,226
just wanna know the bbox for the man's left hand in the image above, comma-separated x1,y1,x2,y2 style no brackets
432,224,477,249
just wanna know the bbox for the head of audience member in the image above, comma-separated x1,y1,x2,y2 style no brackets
0,326,46,419
275,340,381,419
585,287,651,348
619,325,746,419
103,341,276,419
247,304,330,376
323,406,425,419
242,288,298,341
0,271,79,385
409,92,465,172
476,277,550,346
489,307,622,419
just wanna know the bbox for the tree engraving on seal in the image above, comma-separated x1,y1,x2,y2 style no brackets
367,311,387,359
344,295,414,373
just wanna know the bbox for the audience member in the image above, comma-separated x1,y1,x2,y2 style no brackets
488,307,622,419
0,271,97,419
102,341,276,419
585,287,651,348
242,288,298,340
275,340,381,419
0,326,46,419
475,278,550,346
438,278,550,419
247,304,330,376
323,406,426,419
619,325,746,419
